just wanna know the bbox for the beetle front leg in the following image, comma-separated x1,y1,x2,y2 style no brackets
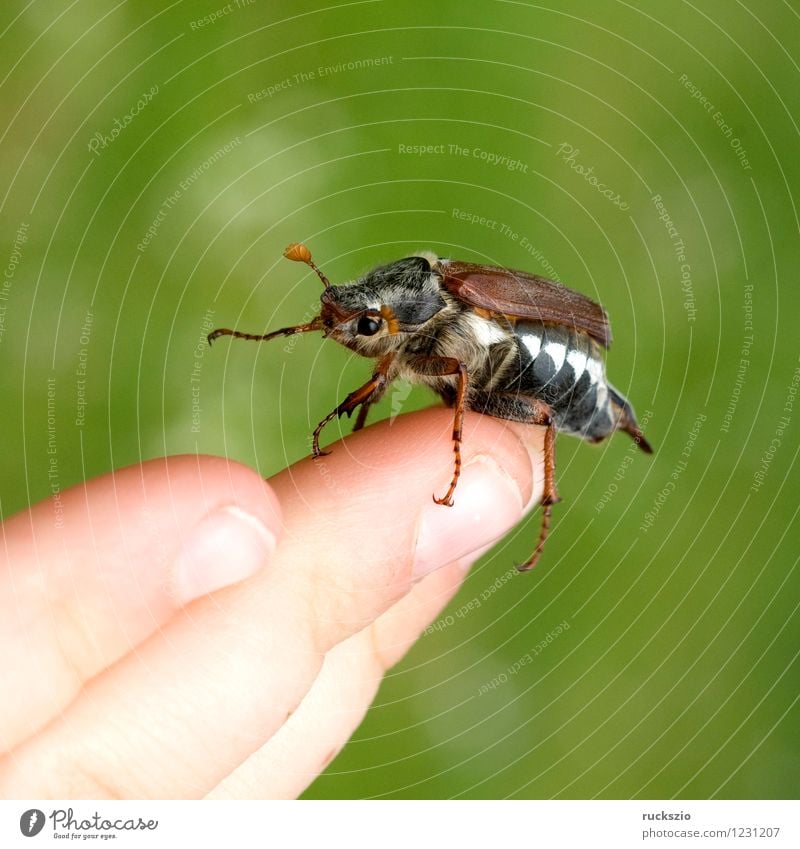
311,355,394,456
311,377,386,457
406,355,468,507
352,400,373,432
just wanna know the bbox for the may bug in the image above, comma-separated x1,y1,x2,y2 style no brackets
209,242,652,570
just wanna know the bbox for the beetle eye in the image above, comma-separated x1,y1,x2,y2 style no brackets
357,315,381,336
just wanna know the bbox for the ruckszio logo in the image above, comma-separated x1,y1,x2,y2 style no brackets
19,809,46,837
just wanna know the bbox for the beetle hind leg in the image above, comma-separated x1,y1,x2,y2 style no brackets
468,391,560,571
517,421,559,572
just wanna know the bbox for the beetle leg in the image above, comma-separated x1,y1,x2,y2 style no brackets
406,356,468,507
312,354,394,456
312,376,385,457
435,362,467,506
352,401,372,432
311,409,340,458
518,421,560,572
466,390,560,571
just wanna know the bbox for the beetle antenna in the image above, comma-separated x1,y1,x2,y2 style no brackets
283,242,331,289
207,317,322,346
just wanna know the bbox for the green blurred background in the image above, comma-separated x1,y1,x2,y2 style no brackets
1,0,798,798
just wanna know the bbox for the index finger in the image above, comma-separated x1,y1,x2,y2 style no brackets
0,455,281,754
0,409,541,799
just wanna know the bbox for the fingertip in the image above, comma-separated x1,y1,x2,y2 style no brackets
266,408,545,626
412,453,528,579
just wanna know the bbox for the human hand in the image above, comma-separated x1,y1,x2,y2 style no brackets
0,408,542,799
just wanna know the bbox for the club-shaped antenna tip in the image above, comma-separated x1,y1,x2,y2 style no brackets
283,242,312,264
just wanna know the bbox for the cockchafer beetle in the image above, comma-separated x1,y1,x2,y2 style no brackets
209,243,652,570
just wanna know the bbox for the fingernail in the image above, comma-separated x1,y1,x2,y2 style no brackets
171,506,277,605
413,456,526,579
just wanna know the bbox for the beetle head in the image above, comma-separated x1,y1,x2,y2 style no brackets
207,245,449,355
317,255,448,357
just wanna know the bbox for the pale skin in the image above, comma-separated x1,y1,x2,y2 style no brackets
0,409,543,799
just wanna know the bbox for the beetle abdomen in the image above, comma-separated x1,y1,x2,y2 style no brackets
501,321,620,442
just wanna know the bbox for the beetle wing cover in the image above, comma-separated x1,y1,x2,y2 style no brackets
438,261,612,348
